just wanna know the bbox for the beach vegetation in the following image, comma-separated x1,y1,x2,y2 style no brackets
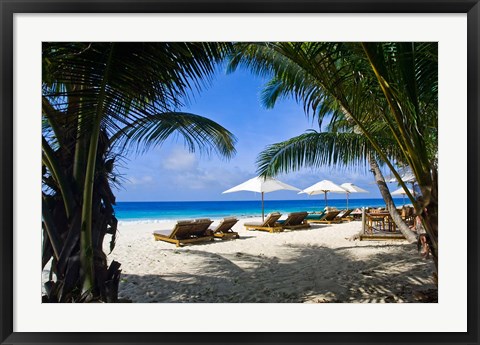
42,42,237,302
228,42,438,270
254,130,418,242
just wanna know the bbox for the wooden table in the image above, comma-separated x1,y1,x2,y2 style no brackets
365,212,396,233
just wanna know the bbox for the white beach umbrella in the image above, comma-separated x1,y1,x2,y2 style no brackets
222,176,300,221
387,172,416,183
391,187,414,205
340,183,369,210
387,170,417,197
299,179,347,207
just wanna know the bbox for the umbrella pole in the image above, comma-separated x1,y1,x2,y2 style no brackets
262,192,264,222
324,191,327,208
346,193,349,210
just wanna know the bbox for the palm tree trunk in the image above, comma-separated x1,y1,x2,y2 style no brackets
80,43,115,293
420,168,438,272
80,125,99,292
369,156,417,243
41,194,62,260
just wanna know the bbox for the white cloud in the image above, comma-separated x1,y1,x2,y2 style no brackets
151,146,254,192
127,175,153,185
170,165,251,192
163,147,197,171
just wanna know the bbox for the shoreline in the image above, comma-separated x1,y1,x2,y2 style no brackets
114,199,412,225
105,215,437,303
113,198,408,224
117,214,263,225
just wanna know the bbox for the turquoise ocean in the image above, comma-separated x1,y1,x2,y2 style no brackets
114,198,405,223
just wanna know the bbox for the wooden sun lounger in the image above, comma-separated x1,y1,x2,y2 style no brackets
244,212,283,233
337,209,353,222
277,212,310,230
306,210,342,224
212,217,240,239
305,211,325,221
153,219,214,247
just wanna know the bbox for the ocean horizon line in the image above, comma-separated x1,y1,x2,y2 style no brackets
116,197,390,203
114,198,407,224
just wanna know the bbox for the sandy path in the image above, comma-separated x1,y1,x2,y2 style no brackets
104,217,437,303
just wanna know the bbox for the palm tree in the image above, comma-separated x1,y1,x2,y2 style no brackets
256,130,417,243
42,42,237,302
228,42,438,268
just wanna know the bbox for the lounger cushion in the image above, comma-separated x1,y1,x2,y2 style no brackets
153,230,173,237
244,212,282,228
244,222,263,227
195,218,212,223
306,214,324,220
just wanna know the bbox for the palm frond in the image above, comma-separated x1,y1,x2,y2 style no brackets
112,112,237,159
256,131,402,177
43,42,234,141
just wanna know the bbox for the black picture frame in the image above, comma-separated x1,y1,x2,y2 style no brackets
1,1,479,344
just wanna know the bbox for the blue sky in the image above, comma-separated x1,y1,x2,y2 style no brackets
115,67,390,202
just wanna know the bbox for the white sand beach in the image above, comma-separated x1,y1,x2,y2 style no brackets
104,217,437,303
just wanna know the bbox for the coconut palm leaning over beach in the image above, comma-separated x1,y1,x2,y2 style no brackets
228,42,438,271
254,130,418,243
42,43,237,302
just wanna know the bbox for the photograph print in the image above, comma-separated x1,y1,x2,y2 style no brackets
41,42,438,303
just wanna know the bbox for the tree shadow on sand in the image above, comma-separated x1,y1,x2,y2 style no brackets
118,243,437,303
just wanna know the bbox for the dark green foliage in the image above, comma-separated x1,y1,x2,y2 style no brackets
229,42,438,268
42,42,237,302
